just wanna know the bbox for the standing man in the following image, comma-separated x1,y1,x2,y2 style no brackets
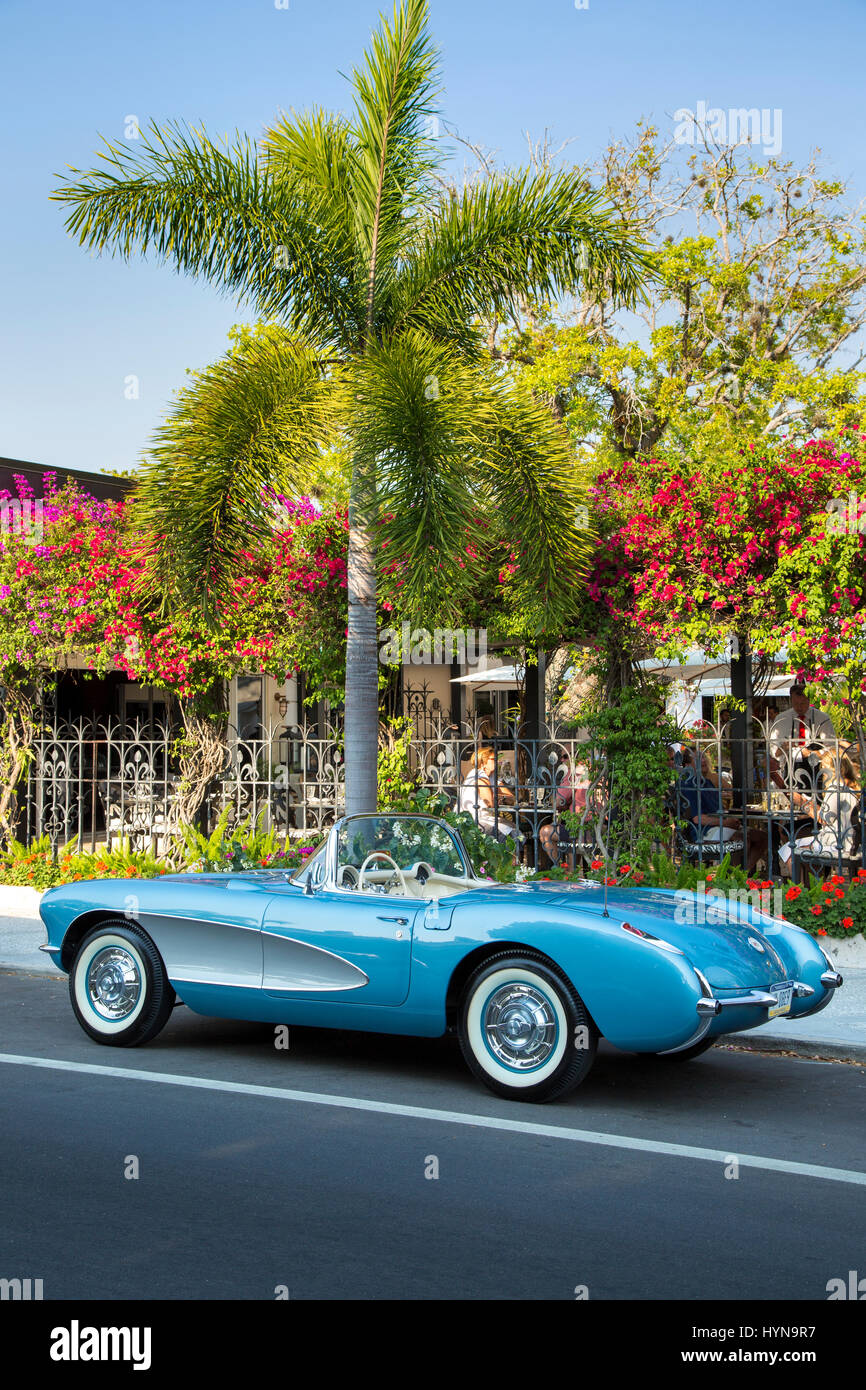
770,685,836,801
770,684,836,759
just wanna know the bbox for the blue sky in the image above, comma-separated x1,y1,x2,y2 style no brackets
2,0,864,476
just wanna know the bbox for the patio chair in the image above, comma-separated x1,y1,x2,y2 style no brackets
796,804,863,881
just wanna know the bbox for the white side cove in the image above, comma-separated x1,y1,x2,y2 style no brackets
2,882,866,969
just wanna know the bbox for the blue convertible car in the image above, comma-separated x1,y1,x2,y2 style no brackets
39,813,844,1102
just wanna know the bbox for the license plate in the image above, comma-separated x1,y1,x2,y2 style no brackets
768,982,793,1018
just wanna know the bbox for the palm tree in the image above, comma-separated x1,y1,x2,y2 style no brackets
53,0,653,814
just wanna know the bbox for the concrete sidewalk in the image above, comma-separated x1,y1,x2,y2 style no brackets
2,903,865,1064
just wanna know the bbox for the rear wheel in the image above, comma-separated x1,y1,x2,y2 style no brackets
70,921,174,1047
459,953,597,1102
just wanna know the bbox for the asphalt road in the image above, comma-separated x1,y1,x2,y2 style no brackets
2,970,866,1301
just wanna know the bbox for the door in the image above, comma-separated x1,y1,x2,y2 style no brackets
261,887,420,1006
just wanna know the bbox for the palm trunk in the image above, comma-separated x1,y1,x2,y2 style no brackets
344,461,380,815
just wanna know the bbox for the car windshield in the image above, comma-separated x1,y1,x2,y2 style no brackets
339,817,468,878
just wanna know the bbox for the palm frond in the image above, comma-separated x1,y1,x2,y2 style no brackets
391,169,657,340
261,110,365,347
349,333,481,618
470,380,595,632
348,0,442,338
52,121,354,346
351,332,592,627
134,333,340,620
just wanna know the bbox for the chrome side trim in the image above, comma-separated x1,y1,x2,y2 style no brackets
168,977,254,989
140,911,260,932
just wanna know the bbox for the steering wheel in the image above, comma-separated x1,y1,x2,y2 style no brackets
337,864,360,889
358,851,408,896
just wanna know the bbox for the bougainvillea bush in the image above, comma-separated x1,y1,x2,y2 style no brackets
589,432,866,679
0,474,354,703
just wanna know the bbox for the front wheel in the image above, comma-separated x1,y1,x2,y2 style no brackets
70,921,174,1047
459,953,597,1102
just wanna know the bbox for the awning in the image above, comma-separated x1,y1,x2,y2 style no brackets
640,660,795,694
450,665,521,691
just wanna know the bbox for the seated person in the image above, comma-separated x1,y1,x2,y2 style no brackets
458,746,522,844
778,750,860,876
539,754,590,865
677,749,765,873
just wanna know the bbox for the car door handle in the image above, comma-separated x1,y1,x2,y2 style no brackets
377,915,409,925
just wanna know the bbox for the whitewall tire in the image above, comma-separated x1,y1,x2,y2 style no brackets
70,921,174,1047
459,953,597,1102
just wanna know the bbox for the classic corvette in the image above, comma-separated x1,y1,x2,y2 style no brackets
39,812,844,1102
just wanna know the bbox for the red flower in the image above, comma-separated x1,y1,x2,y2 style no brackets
811,906,823,915
834,888,845,899
816,928,828,936
785,886,801,901
843,917,854,929
591,859,604,870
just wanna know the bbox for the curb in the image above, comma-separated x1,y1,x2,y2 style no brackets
718,1032,866,1065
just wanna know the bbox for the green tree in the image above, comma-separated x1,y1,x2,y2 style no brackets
495,123,866,467
53,0,651,813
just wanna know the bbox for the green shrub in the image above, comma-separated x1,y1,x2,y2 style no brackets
177,806,324,873
0,836,167,888
410,788,517,881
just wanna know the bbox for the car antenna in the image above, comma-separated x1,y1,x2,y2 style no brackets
602,758,615,918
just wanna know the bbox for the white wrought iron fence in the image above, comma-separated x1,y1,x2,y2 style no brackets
16,713,866,880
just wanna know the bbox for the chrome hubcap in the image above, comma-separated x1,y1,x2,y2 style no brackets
484,983,558,1070
86,947,142,1020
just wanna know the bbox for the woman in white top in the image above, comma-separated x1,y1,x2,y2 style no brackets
778,749,860,871
459,746,521,843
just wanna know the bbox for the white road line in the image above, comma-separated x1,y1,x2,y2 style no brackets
2,1051,865,1187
